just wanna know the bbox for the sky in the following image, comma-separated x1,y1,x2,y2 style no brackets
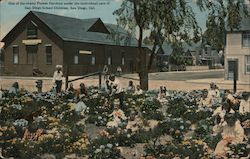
0,0,209,48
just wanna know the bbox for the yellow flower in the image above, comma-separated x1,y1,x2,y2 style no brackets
194,139,204,145
64,133,69,137
49,121,59,126
182,140,191,145
11,138,17,144
48,117,59,122
10,126,15,131
68,103,76,111
38,134,54,141
1,126,8,131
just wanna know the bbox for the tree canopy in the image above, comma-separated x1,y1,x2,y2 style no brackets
113,0,202,89
197,0,249,51
113,0,249,90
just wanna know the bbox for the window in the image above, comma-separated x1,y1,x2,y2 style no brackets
242,33,250,47
108,49,112,65
91,56,95,65
74,55,79,64
246,55,250,74
108,56,111,65
122,57,125,65
46,45,52,64
27,22,37,39
13,46,19,64
121,51,125,65
26,45,38,65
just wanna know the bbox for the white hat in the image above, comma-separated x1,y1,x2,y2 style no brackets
56,65,62,68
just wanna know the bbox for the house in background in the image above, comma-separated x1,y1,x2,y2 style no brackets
1,11,151,76
224,17,250,83
191,44,223,68
154,42,222,71
155,44,173,71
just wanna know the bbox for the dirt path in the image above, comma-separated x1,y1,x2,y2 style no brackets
0,75,249,92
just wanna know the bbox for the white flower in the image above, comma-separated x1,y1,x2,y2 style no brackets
180,126,184,130
94,148,101,153
104,148,110,153
127,134,131,138
107,143,113,148
100,145,105,149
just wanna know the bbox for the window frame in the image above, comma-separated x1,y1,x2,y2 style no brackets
91,56,96,65
45,45,52,65
245,55,250,74
74,54,79,64
107,49,112,65
242,32,250,47
121,51,125,65
13,45,19,64
27,22,38,39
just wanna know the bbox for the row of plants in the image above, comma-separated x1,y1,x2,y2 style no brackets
0,88,249,158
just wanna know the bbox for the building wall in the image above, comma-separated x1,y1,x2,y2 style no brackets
4,26,63,76
64,41,142,76
225,32,250,83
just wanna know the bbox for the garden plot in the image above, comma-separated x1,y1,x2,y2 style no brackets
0,88,249,159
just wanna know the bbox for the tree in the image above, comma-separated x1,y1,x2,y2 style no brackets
114,0,201,90
113,0,151,90
197,0,249,51
169,42,185,66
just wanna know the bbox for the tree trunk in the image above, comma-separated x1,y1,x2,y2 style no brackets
133,1,148,90
139,69,148,90
137,27,148,90
147,42,157,71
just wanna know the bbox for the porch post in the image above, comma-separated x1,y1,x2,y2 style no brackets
65,64,69,91
233,67,237,93
99,72,102,89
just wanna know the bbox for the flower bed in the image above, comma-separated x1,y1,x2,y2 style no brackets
0,88,249,158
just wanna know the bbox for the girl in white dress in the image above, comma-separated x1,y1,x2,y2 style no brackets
214,113,245,157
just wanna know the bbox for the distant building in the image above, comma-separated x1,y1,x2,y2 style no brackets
224,17,250,83
191,44,222,68
154,42,222,71
1,11,151,76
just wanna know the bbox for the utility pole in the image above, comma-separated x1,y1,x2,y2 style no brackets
233,66,237,93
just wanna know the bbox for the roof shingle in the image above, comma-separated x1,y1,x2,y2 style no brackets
32,11,138,46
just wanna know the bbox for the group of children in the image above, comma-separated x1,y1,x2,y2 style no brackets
199,82,250,158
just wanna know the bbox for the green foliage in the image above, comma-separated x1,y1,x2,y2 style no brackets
88,137,122,159
196,0,249,51
144,139,211,159
140,98,164,120
157,117,191,142
228,143,250,158
113,0,201,75
169,43,186,66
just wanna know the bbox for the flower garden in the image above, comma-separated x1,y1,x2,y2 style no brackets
0,87,249,159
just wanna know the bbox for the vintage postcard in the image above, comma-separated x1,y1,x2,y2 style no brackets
0,0,249,158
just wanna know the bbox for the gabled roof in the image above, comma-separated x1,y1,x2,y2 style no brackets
154,42,202,56
2,11,139,47
30,11,139,46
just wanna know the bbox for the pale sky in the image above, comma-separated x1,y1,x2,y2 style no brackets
0,0,208,48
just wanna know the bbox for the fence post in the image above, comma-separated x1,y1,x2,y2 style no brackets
65,64,69,91
99,72,102,89
35,80,43,93
233,67,237,93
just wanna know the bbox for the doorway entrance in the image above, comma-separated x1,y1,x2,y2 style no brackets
227,59,238,80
